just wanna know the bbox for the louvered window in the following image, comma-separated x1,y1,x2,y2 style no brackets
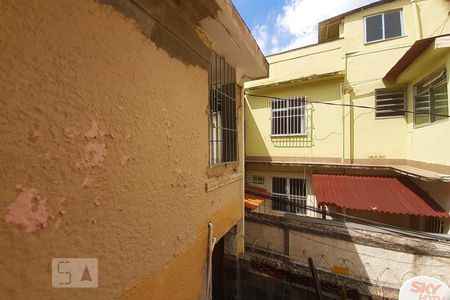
375,88,405,118
414,68,448,125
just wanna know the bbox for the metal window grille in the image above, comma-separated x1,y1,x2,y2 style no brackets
272,177,307,214
271,97,307,136
414,68,448,125
252,175,265,185
375,87,406,118
427,217,444,234
209,52,237,164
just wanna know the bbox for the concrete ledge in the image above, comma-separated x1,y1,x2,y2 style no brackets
246,212,450,258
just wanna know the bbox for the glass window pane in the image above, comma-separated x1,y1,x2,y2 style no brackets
289,179,305,196
365,14,383,42
384,11,402,39
272,177,287,194
415,93,430,125
432,82,448,122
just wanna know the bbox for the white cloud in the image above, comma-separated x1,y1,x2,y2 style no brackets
257,0,378,54
252,24,269,54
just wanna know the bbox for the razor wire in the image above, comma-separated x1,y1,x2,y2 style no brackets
245,237,449,292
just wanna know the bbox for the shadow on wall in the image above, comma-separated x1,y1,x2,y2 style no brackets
271,103,315,148
244,211,450,299
245,97,270,157
244,212,376,298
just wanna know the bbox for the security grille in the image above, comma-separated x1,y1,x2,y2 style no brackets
271,97,307,136
272,177,307,214
209,52,237,164
427,217,444,234
375,87,406,118
252,175,265,185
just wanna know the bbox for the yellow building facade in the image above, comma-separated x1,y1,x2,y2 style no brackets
245,0,450,233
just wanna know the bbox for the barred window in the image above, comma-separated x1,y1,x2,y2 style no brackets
272,177,307,214
209,52,237,164
271,97,307,136
414,68,448,125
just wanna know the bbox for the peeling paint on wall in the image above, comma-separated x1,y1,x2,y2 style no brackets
82,142,107,168
82,176,96,188
4,188,51,233
120,154,134,166
64,126,81,140
84,119,101,140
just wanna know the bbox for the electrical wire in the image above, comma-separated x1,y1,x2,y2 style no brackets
245,189,450,243
430,14,450,37
129,0,210,64
248,211,449,266
245,93,450,119
246,211,450,266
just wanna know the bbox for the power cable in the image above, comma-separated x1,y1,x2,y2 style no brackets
245,189,450,243
245,93,450,119
430,15,450,37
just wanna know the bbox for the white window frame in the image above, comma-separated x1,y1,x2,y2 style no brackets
209,52,237,165
414,67,448,126
364,10,404,44
271,177,307,215
251,175,265,186
270,97,307,136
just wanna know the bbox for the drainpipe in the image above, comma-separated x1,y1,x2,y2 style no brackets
206,222,216,300
411,0,423,39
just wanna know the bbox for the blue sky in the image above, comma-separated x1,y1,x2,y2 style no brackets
233,0,379,55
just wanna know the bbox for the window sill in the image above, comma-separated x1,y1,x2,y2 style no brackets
270,133,308,138
205,173,242,192
209,161,239,168
364,34,407,45
413,118,449,129
375,115,405,120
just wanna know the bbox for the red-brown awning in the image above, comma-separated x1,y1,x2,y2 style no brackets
312,174,449,218
383,34,450,82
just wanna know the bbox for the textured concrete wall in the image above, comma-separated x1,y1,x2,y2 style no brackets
246,217,450,294
0,0,243,299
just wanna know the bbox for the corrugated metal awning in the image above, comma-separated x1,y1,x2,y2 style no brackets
312,174,449,218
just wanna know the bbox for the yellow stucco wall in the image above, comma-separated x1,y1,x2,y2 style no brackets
245,39,345,89
404,51,450,166
246,78,344,160
0,0,244,299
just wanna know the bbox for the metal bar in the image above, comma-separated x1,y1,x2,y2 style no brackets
308,257,323,300
215,55,219,164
